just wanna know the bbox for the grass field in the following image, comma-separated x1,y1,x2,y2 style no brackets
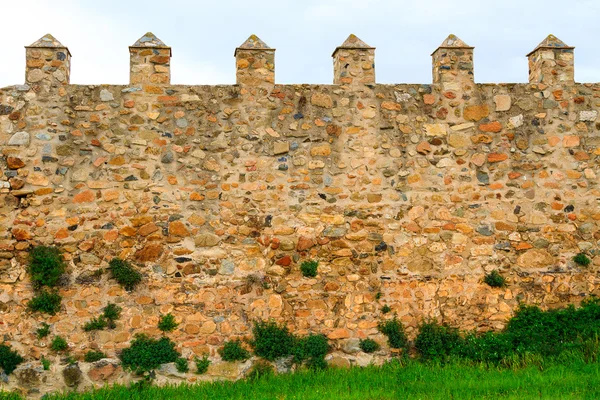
1,358,597,400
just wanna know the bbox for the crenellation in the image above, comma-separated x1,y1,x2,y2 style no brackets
431,34,474,87
527,34,575,85
129,32,171,85
234,35,275,87
332,34,375,86
25,34,71,90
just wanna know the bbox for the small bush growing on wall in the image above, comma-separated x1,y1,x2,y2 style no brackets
103,303,122,329
195,355,210,374
158,313,179,333
84,350,106,362
50,336,68,352
300,260,318,278
0,344,24,375
251,320,295,361
108,258,142,291
83,303,122,331
293,334,329,370
175,357,189,373
36,322,51,339
41,356,51,370
120,334,180,375
378,316,408,350
574,253,591,267
218,340,251,362
28,246,66,289
28,290,62,315
381,305,392,314
484,270,506,288
359,338,380,353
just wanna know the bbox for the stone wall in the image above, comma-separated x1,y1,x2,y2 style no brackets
1,32,600,396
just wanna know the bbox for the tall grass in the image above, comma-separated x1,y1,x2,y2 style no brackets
22,358,600,400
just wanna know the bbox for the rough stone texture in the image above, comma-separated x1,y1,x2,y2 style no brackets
1,32,600,397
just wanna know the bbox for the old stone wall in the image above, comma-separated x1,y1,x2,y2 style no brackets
1,32,600,396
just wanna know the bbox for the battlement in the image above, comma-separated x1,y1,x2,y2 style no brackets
13,32,581,90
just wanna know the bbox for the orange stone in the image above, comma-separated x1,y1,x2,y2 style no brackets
169,221,189,237
73,190,95,203
479,121,502,133
487,153,508,163
463,105,489,121
563,136,580,148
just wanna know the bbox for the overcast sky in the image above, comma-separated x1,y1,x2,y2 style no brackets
1,0,599,87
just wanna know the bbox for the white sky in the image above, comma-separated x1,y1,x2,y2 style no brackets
1,0,599,87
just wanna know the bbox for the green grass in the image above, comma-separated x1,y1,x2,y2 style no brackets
18,359,600,400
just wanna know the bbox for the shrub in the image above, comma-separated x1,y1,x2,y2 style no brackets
36,322,51,339
84,350,106,362
415,320,462,361
460,331,513,363
102,303,122,329
108,258,142,291
246,360,274,380
83,316,108,332
251,320,296,361
294,334,329,370
41,356,51,370
28,290,62,315
359,338,380,353
50,336,68,352
174,357,189,373
83,303,122,332
484,270,506,288
574,253,591,267
0,344,24,375
28,245,66,289
219,340,251,362
300,260,318,278
195,355,211,374
158,313,178,333
378,316,408,350
120,334,180,375
381,305,392,314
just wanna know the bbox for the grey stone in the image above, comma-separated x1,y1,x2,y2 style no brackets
219,260,235,275
100,89,114,102
8,132,30,146
274,356,293,374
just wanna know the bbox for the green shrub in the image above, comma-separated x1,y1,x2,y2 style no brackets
84,350,106,362
300,260,318,278
219,340,251,362
378,316,408,350
194,355,211,374
415,320,462,361
359,338,380,353
120,334,180,375
574,253,591,267
381,305,392,314
0,344,24,375
108,258,142,291
36,322,51,339
246,360,274,380
41,356,51,370
294,334,329,370
83,316,108,332
28,290,62,315
50,336,68,352
103,303,122,329
28,245,66,289
158,313,178,333
460,331,513,363
175,357,189,373
251,320,296,361
484,270,507,288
